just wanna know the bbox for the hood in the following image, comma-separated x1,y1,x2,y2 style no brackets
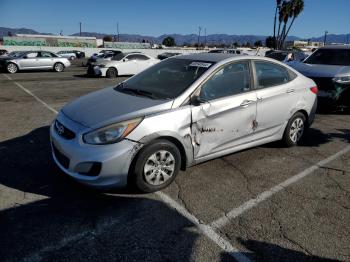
62,87,173,129
289,61,350,78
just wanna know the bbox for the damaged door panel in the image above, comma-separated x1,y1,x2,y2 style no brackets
191,92,257,159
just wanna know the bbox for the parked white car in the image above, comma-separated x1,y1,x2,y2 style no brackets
57,51,77,60
87,52,159,77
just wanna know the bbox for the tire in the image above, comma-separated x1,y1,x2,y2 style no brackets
282,112,307,147
6,63,18,74
131,139,181,193
53,62,65,72
106,67,118,78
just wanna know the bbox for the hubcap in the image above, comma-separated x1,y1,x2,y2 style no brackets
55,64,63,72
143,150,175,186
289,117,304,143
7,64,17,73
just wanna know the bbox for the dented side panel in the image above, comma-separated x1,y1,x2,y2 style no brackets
191,92,257,159
126,106,194,166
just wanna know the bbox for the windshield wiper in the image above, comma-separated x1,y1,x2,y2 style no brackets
119,87,159,100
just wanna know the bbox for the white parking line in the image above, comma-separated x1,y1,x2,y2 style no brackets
2,73,12,80
211,144,350,229
5,74,251,261
2,74,58,114
156,192,251,262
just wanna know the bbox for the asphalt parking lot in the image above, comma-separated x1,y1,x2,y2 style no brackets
0,60,349,262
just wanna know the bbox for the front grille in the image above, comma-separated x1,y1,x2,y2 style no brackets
54,120,75,140
52,144,70,169
309,77,334,91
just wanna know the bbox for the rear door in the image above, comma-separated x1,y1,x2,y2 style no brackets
191,60,257,159
253,60,300,140
18,52,39,69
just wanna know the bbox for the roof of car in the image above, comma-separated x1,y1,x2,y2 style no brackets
175,53,240,62
320,45,350,50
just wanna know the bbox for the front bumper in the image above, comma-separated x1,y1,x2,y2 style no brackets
50,113,141,189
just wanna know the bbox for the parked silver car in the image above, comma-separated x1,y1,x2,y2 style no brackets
56,51,77,60
51,53,317,192
0,51,71,73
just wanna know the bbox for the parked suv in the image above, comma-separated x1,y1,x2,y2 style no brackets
51,53,317,192
289,46,350,110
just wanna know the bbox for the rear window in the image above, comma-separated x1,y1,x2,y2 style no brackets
304,49,350,66
266,52,287,61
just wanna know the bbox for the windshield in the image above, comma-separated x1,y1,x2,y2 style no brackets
266,52,287,61
8,51,24,58
116,58,214,100
304,49,350,66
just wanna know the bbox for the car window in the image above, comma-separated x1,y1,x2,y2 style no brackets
127,54,149,60
254,61,290,88
304,48,350,66
26,52,39,58
266,52,287,61
200,61,251,101
40,52,54,58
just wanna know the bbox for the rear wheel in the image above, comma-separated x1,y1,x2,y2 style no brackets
6,63,18,74
131,140,181,193
53,62,64,72
106,67,118,78
283,112,306,147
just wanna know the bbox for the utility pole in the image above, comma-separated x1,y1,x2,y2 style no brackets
197,26,202,49
323,30,328,46
204,28,207,47
79,22,82,36
117,22,120,42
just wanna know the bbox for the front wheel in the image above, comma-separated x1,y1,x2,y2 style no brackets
131,140,181,193
282,112,306,147
6,63,18,74
53,62,65,72
106,67,118,78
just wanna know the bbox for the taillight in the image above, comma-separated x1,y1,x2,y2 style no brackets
310,86,318,94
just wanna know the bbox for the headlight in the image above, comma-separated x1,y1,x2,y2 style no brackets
332,76,350,84
83,118,143,145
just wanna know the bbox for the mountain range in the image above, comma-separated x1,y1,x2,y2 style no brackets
1,27,349,45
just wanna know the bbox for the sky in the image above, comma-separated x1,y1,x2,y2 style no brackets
0,0,349,38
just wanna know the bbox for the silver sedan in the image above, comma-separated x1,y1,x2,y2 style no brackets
51,53,317,192
0,51,71,73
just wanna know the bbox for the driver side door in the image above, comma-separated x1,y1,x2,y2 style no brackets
191,60,257,160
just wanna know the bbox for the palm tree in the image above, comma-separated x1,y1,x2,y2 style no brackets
276,0,288,49
273,0,283,49
278,1,292,49
281,0,304,46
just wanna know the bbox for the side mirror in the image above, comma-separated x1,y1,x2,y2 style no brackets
123,58,129,62
23,56,28,59
191,95,206,106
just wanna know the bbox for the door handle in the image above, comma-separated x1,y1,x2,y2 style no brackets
240,100,254,107
257,96,263,101
286,89,295,93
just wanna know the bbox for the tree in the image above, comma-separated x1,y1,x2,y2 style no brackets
103,35,113,42
281,0,304,45
274,0,304,49
254,40,263,47
162,36,176,47
265,36,275,48
273,0,282,49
